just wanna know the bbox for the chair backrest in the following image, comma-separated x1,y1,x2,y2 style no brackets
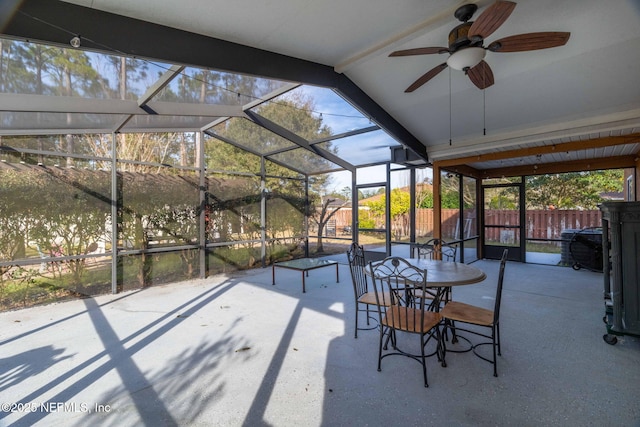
440,241,457,262
347,242,369,299
493,249,509,324
416,238,458,262
368,256,428,330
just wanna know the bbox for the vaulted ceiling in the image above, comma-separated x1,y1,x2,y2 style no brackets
2,0,639,174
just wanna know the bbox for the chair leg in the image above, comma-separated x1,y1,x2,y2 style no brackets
377,328,385,372
496,323,501,356
420,335,428,387
492,325,498,377
449,319,458,344
386,329,396,350
437,325,447,368
442,319,453,343
355,304,382,339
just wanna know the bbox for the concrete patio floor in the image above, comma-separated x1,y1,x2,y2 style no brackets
1,258,639,426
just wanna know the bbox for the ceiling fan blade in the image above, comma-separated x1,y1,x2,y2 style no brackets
468,1,516,40
389,47,449,57
467,61,494,89
487,32,571,52
405,63,448,92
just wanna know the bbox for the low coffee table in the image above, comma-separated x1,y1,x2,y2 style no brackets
272,258,339,293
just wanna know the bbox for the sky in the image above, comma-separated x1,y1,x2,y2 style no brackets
295,85,434,193
296,85,374,190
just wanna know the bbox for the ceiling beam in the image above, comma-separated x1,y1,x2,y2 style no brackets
138,64,185,108
0,93,245,117
479,155,637,179
309,125,380,145
436,133,640,167
241,83,301,112
245,111,355,172
437,164,482,179
332,75,427,160
0,93,140,115
148,102,245,118
2,0,427,161
334,0,491,73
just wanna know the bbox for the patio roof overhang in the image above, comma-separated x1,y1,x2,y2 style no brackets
436,133,640,179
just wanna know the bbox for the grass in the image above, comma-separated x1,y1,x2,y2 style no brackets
0,243,307,312
526,241,562,254
1,237,566,311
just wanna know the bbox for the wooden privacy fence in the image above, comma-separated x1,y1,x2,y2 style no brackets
331,208,602,240
515,209,600,240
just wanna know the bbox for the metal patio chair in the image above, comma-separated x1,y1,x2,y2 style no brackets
347,243,389,338
368,256,445,387
440,249,508,377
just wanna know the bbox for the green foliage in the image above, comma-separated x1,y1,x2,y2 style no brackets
206,175,261,242
0,38,333,305
267,192,306,239
206,138,262,174
365,188,411,219
417,190,434,208
0,166,112,289
357,209,376,229
364,197,383,217
441,191,460,209
205,94,340,252
207,95,333,180
487,195,517,209
526,170,624,209
416,180,463,209
361,189,411,239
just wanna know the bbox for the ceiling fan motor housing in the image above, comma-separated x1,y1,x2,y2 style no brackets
449,22,476,52
449,3,480,52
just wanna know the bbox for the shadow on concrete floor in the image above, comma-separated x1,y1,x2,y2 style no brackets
1,259,638,426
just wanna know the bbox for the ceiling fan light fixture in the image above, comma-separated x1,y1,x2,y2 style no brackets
446,47,486,71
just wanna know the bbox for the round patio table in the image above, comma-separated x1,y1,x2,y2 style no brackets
407,259,486,287
367,258,487,310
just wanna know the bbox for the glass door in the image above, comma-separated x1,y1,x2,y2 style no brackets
482,182,524,261
356,183,388,258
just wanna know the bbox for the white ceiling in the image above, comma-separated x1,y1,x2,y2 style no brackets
60,0,640,163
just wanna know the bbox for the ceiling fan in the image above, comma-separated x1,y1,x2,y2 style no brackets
389,1,570,92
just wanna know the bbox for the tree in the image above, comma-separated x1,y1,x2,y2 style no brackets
0,168,36,281
115,170,200,286
207,93,337,253
331,186,352,200
0,166,112,293
310,196,346,253
364,189,411,238
417,184,434,208
209,95,333,178
526,171,623,209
